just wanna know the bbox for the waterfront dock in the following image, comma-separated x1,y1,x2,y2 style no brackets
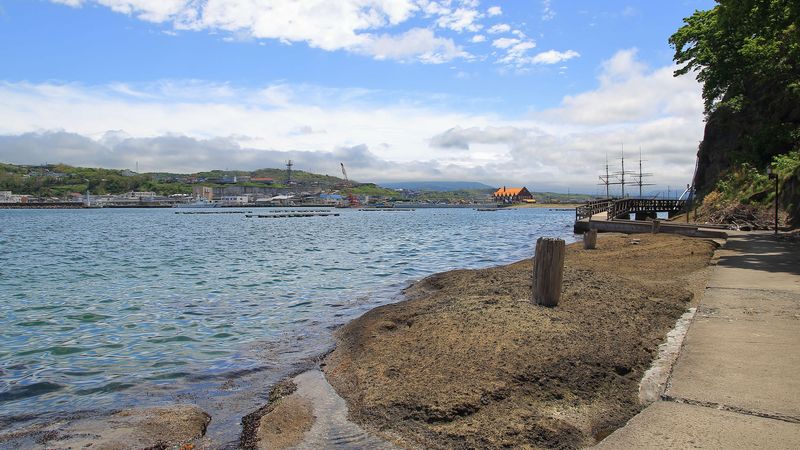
573,198,729,238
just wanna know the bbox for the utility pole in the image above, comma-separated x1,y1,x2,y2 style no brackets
686,184,691,224
767,166,778,235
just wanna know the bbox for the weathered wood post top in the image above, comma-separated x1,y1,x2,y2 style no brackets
533,237,566,307
583,229,597,250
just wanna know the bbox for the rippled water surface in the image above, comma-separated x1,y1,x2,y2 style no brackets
0,207,576,435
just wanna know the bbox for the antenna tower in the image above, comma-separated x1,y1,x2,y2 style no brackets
286,160,294,184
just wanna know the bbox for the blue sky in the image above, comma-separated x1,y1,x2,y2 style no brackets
0,0,716,193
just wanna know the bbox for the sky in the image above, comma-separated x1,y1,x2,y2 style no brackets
0,0,716,194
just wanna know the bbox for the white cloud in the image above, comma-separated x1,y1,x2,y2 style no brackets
436,6,482,32
417,0,448,16
0,80,502,179
598,48,647,85
487,26,562,68
359,28,469,64
50,0,478,63
487,23,511,34
51,0,83,6
496,41,538,67
430,49,705,191
541,0,555,21
541,52,700,126
0,131,460,182
57,0,192,22
491,37,520,49
530,49,580,65
0,50,705,191
52,1,565,67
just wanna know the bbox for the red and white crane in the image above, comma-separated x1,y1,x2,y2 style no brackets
340,163,360,207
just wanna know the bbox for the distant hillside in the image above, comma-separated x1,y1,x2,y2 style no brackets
0,162,371,197
380,181,495,192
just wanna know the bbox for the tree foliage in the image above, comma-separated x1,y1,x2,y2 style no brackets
671,0,800,186
670,0,800,114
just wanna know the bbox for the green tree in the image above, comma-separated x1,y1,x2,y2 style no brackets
671,0,800,114
671,0,800,174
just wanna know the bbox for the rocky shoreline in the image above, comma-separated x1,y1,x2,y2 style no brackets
318,233,716,449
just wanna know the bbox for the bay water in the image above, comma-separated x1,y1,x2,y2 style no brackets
0,207,576,444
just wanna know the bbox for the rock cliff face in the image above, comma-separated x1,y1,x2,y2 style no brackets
781,168,800,227
693,109,738,196
693,94,800,227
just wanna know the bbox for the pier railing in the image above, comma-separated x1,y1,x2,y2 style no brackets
607,198,686,219
575,198,615,220
576,198,687,221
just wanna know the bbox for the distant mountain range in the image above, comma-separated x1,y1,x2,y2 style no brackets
379,181,496,192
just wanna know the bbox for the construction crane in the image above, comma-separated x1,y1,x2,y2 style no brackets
340,163,360,207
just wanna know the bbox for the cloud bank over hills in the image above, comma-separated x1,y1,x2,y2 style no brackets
0,49,703,193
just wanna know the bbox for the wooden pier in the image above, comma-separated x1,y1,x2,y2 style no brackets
573,198,728,238
575,198,687,222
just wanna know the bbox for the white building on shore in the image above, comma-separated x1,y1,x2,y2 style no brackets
0,191,26,203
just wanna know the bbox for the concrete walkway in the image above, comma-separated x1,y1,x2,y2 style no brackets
596,231,800,449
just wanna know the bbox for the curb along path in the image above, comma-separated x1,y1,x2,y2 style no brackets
596,231,800,449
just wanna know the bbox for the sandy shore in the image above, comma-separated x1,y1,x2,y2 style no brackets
321,233,716,449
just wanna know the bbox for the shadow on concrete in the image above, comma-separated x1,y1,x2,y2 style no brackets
716,233,800,277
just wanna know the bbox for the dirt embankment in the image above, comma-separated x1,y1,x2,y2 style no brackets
323,234,716,449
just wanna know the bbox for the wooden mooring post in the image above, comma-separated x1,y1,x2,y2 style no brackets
533,237,566,307
583,229,597,249
652,220,661,234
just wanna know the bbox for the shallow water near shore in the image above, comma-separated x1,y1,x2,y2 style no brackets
0,207,576,444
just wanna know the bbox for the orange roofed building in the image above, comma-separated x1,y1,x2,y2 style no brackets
493,186,534,204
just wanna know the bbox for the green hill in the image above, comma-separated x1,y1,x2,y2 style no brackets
0,162,401,198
